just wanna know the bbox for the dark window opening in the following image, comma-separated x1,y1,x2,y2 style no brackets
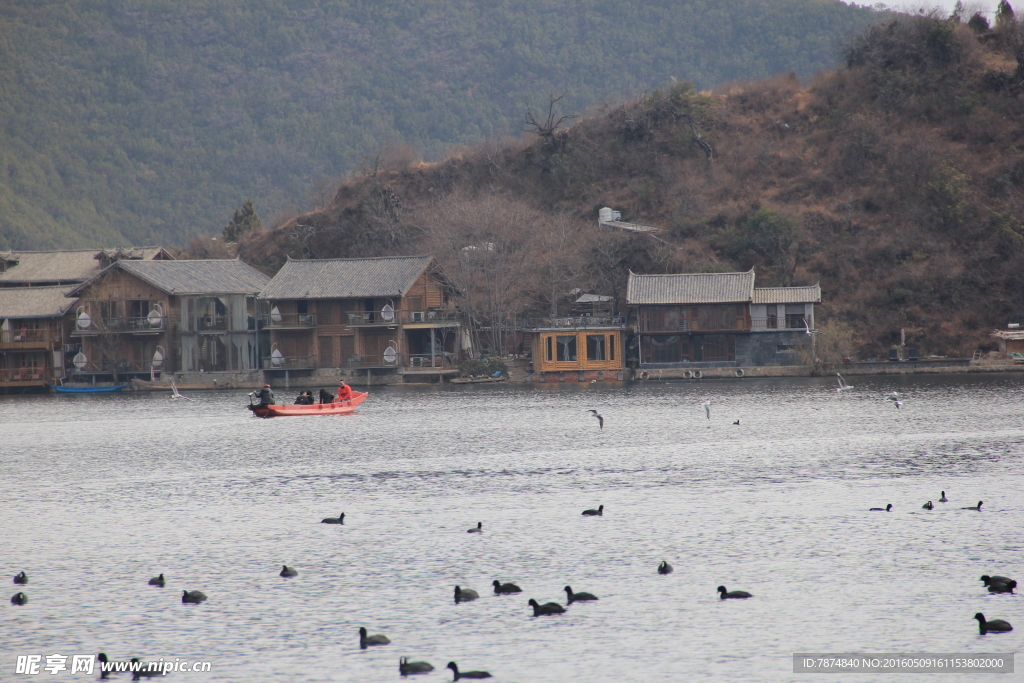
785,305,804,329
701,336,736,362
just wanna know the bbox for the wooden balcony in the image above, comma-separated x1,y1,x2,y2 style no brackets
344,309,459,327
262,355,317,370
406,353,456,368
0,367,51,386
0,328,57,349
344,353,403,368
523,315,627,331
259,312,317,329
71,360,163,375
72,316,168,335
750,316,807,331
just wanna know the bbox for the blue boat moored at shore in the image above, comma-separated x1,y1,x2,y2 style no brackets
52,384,127,394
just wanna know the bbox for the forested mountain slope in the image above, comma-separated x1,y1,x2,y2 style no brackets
0,0,879,250
240,12,1024,357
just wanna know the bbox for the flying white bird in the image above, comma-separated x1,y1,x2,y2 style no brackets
702,400,711,419
836,373,853,392
170,380,192,400
894,400,902,410
887,391,899,401
587,409,604,429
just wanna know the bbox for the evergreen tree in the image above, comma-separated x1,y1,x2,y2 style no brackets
997,0,1015,27
223,199,262,243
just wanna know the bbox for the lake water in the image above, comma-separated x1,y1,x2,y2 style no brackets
2,374,1022,682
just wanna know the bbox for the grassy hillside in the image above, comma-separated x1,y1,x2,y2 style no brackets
0,0,879,250
239,12,1024,358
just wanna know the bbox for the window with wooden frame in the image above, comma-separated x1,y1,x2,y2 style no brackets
556,335,577,361
641,335,689,364
701,335,736,362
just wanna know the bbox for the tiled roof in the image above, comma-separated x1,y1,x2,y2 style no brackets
992,330,1024,341
69,259,269,296
575,293,613,303
258,256,435,300
97,247,172,261
0,286,77,319
0,250,107,284
752,285,821,304
627,270,755,305
0,247,172,285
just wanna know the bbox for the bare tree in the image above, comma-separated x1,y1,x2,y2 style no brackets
421,193,547,357
799,319,855,375
539,213,590,315
309,176,341,210
523,93,578,146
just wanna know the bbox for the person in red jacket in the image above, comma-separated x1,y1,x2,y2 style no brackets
336,380,352,402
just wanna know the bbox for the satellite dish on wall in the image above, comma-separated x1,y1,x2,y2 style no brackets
76,307,91,330
73,351,87,370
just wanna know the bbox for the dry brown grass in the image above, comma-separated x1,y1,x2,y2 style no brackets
242,13,1024,358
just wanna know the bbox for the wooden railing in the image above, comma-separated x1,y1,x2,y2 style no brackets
344,309,459,326
344,353,402,368
522,315,627,330
0,328,55,345
406,353,456,368
259,313,317,328
750,316,807,330
262,355,318,369
70,360,162,374
0,367,48,382
73,316,167,333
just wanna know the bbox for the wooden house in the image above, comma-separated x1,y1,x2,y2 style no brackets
523,313,627,381
0,286,77,391
65,259,269,378
256,256,460,380
992,329,1024,358
627,270,821,369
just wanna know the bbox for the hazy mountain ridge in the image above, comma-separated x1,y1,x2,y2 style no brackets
0,0,879,250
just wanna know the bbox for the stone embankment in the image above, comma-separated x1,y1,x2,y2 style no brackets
124,357,1024,392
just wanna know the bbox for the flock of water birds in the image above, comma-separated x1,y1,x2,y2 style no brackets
585,373,903,433
578,380,1018,644
11,488,1014,679
9,377,1017,679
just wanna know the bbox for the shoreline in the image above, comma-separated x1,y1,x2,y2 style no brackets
13,358,1018,395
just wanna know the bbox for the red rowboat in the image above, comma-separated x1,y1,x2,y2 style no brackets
248,391,368,417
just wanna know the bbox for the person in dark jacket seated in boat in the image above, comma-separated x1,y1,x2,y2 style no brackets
294,390,314,405
319,388,334,404
256,384,274,406
336,380,353,402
